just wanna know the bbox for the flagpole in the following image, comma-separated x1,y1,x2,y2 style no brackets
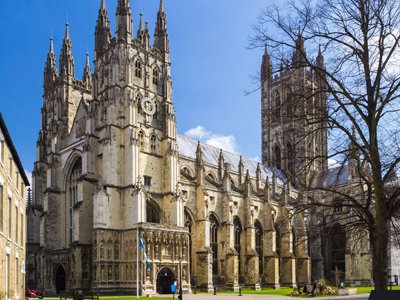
137,228,139,299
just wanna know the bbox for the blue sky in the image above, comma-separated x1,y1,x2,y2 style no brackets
0,0,267,182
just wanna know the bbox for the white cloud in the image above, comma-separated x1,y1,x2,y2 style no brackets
185,126,238,153
185,126,210,139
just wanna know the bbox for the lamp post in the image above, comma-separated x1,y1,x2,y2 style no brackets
179,257,183,300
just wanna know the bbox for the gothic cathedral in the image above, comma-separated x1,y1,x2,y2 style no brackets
27,0,380,296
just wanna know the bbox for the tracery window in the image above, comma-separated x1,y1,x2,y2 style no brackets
150,135,157,153
209,214,219,275
255,221,263,275
146,202,160,223
274,91,281,121
274,145,282,170
185,210,193,277
135,60,142,78
152,68,159,86
69,158,82,245
287,142,295,175
234,217,243,276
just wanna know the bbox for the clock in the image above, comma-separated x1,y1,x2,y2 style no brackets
140,97,156,116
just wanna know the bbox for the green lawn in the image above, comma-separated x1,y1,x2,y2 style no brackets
357,286,400,294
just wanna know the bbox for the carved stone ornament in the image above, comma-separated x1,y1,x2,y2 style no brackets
140,97,156,116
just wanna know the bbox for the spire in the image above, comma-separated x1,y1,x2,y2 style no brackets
83,52,92,88
316,45,324,68
116,0,133,42
95,0,112,57
59,23,75,78
154,0,169,52
137,13,144,38
44,36,58,91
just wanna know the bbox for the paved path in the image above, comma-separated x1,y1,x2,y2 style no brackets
168,294,369,300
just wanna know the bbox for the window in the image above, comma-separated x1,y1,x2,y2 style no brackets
20,212,23,245
333,201,343,214
138,131,144,150
150,135,156,153
68,158,82,245
135,60,142,78
9,157,13,178
287,143,295,176
255,221,263,275
15,207,18,243
273,91,281,121
146,202,160,223
234,217,243,276
16,171,19,189
8,197,11,238
274,145,281,170
209,214,219,275
144,176,152,187
0,185,3,232
185,210,193,275
152,68,159,86
0,140,4,163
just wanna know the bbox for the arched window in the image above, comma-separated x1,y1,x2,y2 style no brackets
234,217,243,277
209,214,219,275
333,200,343,214
207,173,216,182
68,157,82,245
146,202,160,223
185,210,193,278
286,89,293,117
255,221,263,275
287,143,295,175
328,224,346,278
274,91,281,121
114,241,120,260
135,60,142,78
274,145,282,170
152,68,159,86
150,135,157,153
138,131,144,150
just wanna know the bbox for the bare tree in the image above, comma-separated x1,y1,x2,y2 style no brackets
250,0,400,290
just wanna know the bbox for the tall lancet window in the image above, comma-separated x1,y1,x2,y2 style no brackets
287,142,295,176
209,214,219,275
234,217,243,278
135,60,142,78
152,68,159,86
69,157,82,245
274,91,281,121
274,145,282,170
255,221,263,275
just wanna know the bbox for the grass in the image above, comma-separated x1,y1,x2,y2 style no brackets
357,285,400,294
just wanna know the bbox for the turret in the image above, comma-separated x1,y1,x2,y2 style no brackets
218,149,225,180
59,23,75,79
137,14,150,49
83,53,92,89
116,0,133,43
44,37,58,91
154,0,169,53
239,156,244,185
95,0,112,58
292,33,306,67
261,46,272,83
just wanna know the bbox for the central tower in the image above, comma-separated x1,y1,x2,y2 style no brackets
261,37,328,185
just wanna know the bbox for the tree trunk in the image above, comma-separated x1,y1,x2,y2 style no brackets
371,207,389,290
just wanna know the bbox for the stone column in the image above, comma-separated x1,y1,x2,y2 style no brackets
225,222,239,291
280,229,296,287
244,226,260,289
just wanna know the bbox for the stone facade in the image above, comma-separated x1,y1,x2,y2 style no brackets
0,113,30,300
26,0,312,295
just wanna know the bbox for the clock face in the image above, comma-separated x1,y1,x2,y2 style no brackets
140,97,156,116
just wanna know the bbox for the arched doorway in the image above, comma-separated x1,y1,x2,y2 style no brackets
157,268,175,294
55,265,66,294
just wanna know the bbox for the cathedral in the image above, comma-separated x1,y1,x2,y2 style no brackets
26,0,395,296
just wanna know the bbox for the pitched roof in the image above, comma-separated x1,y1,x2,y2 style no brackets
312,165,349,188
177,134,286,186
0,113,30,186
